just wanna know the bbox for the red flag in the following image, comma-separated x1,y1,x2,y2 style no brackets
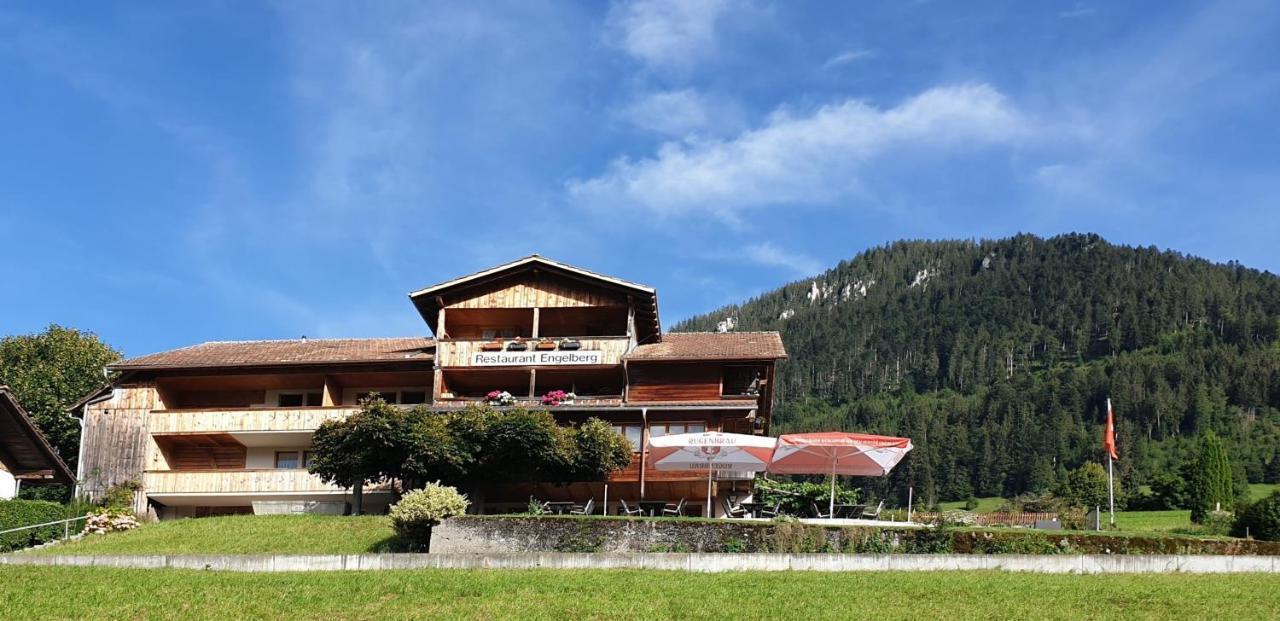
1104,398,1119,460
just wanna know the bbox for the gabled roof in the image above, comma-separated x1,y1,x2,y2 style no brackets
625,332,788,362
409,255,661,342
109,337,434,372
0,387,75,485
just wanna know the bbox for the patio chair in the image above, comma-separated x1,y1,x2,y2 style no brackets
759,501,782,519
721,497,747,519
860,500,885,520
811,502,833,519
662,497,686,517
618,499,643,517
569,498,595,516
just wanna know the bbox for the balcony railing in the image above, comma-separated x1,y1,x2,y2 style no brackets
142,469,391,495
149,407,360,435
436,337,630,367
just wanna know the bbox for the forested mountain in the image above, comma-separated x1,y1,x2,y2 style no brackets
674,233,1280,507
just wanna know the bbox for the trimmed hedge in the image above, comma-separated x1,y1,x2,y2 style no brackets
433,515,1280,555
0,499,71,552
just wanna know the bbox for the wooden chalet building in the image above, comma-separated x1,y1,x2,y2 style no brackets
73,256,786,519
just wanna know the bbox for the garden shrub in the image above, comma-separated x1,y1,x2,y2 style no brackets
16,484,72,503
1233,491,1280,541
389,483,469,551
99,480,142,511
0,499,66,551
755,478,858,517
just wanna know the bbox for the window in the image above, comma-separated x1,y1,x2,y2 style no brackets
611,424,643,451
354,390,429,405
303,451,314,468
275,451,301,469
277,392,323,407
277,393,304,407
723,366,765,396
649,422,706,439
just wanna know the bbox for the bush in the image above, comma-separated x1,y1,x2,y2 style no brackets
1234,491,1280,541
99,480,142,511
389,484,469,551
755,478,858,517
998,492,1062,514
17,484,72,503
0,499,66,551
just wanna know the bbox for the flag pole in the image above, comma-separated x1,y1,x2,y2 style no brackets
1107,452,1115,528
1106,398,1116,528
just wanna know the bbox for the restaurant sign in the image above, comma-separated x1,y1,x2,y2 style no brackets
472,350,604,366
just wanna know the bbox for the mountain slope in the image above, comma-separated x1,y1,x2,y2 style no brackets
674,233,1280,505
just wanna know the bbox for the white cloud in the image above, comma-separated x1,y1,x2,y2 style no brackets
621,89,710,135
1059,4,1097,19
822,49,874,69
568,84,1029,220
742,242,822,276
605,0,733,71
620,88,747,136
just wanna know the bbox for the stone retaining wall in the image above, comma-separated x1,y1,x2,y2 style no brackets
428,516,1280,555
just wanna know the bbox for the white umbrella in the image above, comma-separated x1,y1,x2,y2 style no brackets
648,431,777,518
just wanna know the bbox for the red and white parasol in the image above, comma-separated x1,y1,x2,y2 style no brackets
768,432,913,517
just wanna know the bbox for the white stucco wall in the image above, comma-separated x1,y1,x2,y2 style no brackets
0,469,16,500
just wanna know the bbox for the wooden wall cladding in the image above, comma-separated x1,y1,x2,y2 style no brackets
446,273,627,309
78,385,157,502
626,363,722,402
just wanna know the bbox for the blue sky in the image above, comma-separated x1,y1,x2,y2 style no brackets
2,1,1278,357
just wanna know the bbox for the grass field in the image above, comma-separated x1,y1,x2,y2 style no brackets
28,515,395,555
2,565,1278,620
936,483,1279,534
1250,483,1279,501
1113,510,1192,533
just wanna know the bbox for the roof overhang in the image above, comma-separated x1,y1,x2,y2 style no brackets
409,255,661,342
0,387,75,485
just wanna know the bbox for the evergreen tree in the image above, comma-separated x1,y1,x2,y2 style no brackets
1265,455,1280,485
1189,431,1236,523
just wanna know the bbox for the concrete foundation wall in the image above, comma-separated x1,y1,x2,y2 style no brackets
5,553,1280,574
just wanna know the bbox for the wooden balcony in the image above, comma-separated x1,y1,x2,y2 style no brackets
143,468,391,495
149,407,360,435
436,337,630,368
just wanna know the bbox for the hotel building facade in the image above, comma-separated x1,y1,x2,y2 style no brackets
73,256,786,519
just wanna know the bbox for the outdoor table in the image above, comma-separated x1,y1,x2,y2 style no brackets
739,501,766,518
545,502,575,515
638,501,668,517
834,504,866,519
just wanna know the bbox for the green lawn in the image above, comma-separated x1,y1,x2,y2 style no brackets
28,515,395,555
1250,483,1279,501
2,565,1278,620
1113,510,1192,533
